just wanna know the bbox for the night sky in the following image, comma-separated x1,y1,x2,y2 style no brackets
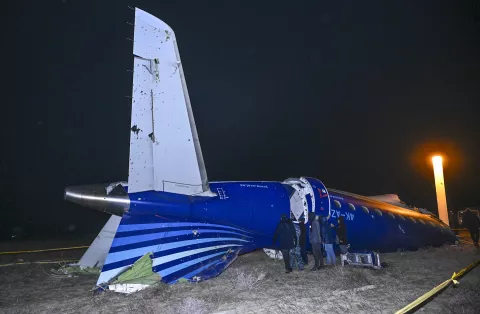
2,1,479,236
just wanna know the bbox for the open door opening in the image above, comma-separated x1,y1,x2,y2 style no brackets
282,177,315,223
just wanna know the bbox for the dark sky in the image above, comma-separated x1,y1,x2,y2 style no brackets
2,1,479,234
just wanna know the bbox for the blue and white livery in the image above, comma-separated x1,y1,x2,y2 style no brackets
64,8,457,293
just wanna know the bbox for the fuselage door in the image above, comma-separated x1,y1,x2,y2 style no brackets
301,177,331,218
283,178,316,223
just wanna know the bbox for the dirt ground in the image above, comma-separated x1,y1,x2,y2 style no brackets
0,238,479,314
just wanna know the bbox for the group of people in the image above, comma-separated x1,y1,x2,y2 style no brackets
272,212,348,273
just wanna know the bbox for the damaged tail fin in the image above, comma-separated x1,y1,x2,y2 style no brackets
128,8,213,196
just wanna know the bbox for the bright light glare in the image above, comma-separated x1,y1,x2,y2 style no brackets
432,155,449,226
432,155,442,165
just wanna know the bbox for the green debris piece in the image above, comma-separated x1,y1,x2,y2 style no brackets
111,252,161,286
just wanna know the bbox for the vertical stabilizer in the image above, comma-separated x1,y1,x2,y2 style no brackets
128,8,213,196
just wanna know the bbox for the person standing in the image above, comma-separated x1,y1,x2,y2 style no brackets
299,217,308,265
336,216,349,266
309,213,323,270
272,214,297,273
462,208,480,248
321,215,336,266
290,222,305,270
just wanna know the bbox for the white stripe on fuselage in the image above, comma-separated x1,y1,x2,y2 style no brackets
152,244,241,267
103,237,249,265
112,229,249,247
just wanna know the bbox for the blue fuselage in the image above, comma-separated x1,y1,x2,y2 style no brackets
126,178,456,254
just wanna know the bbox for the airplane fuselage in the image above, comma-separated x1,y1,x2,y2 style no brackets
125,178,456,254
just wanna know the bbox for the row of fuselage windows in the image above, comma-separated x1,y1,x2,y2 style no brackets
332,200,449,231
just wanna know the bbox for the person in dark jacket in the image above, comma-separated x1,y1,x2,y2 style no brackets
462,208,480,247
272,214,297,273
299,217,308,265
335,216,349,266
336,216,347,249
320,215,336,265
309,212,323,270
289,222,305,270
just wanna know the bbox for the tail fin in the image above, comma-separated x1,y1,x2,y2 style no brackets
128,8,213,196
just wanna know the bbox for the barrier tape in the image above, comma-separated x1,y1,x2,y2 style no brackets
0,260,79,268
0,245,89,255
395,259,480,314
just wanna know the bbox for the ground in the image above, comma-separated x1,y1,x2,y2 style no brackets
0,236,479,314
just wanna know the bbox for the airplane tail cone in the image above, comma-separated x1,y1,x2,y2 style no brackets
64,183,130,216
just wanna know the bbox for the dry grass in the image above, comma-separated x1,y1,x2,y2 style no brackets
0,242,479,314
175,297,210,314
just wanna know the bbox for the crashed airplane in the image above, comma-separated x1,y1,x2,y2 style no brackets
64,8,457,293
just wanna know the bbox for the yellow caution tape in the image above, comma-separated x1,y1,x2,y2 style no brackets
0,260,79,267
0,245,89,255
395,259,480,314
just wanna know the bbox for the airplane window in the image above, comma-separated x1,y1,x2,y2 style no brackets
361,206,369,214
374,209,382,216
397,214,405,221
388,212,395,219
348,203,356,211
409,217,417,223
334,200,341,209
418,219,425,225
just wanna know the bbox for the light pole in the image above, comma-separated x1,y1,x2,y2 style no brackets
432,156,449,226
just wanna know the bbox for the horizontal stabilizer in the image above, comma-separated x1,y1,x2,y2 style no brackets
76,215,122,269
